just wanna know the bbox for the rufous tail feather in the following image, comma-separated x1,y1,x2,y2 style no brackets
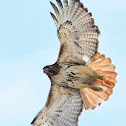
80,52,117,110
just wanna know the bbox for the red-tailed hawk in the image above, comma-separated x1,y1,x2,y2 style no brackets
31,0,117,126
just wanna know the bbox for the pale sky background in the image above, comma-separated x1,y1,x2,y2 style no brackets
0,0,125,126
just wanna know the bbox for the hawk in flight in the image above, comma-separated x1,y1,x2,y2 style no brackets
31,0,117,126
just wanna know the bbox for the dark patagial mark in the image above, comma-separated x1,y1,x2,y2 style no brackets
45,85,53,107
58,43,66,60
31,113,40,125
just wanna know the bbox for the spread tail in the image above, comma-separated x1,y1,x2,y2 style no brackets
80,52,117,110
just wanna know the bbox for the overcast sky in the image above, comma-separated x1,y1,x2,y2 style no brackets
0,0,125,126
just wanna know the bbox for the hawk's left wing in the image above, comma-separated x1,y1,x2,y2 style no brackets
50,0,100,62
31,84,83,126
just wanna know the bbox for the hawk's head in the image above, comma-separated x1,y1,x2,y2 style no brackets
43,62,61,78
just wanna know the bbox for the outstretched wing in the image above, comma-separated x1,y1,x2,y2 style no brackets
50,0,100,62
31,84,83,126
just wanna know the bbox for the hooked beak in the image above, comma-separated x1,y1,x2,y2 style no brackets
43,66,52,80
43,67,47,74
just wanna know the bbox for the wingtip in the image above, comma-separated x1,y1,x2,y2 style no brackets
50,1,52,4
80,2,84,8
50,1,54,6
89,12,92,17
50,12,55,18
50,12,53,15
84,7,88,12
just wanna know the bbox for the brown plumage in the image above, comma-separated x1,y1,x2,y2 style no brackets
31,0,117,126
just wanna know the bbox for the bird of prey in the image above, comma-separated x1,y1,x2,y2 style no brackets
31,0,117,126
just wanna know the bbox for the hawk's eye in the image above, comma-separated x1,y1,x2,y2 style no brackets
49,68,58,75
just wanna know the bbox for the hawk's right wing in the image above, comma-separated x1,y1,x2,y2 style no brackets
31,84,83,126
